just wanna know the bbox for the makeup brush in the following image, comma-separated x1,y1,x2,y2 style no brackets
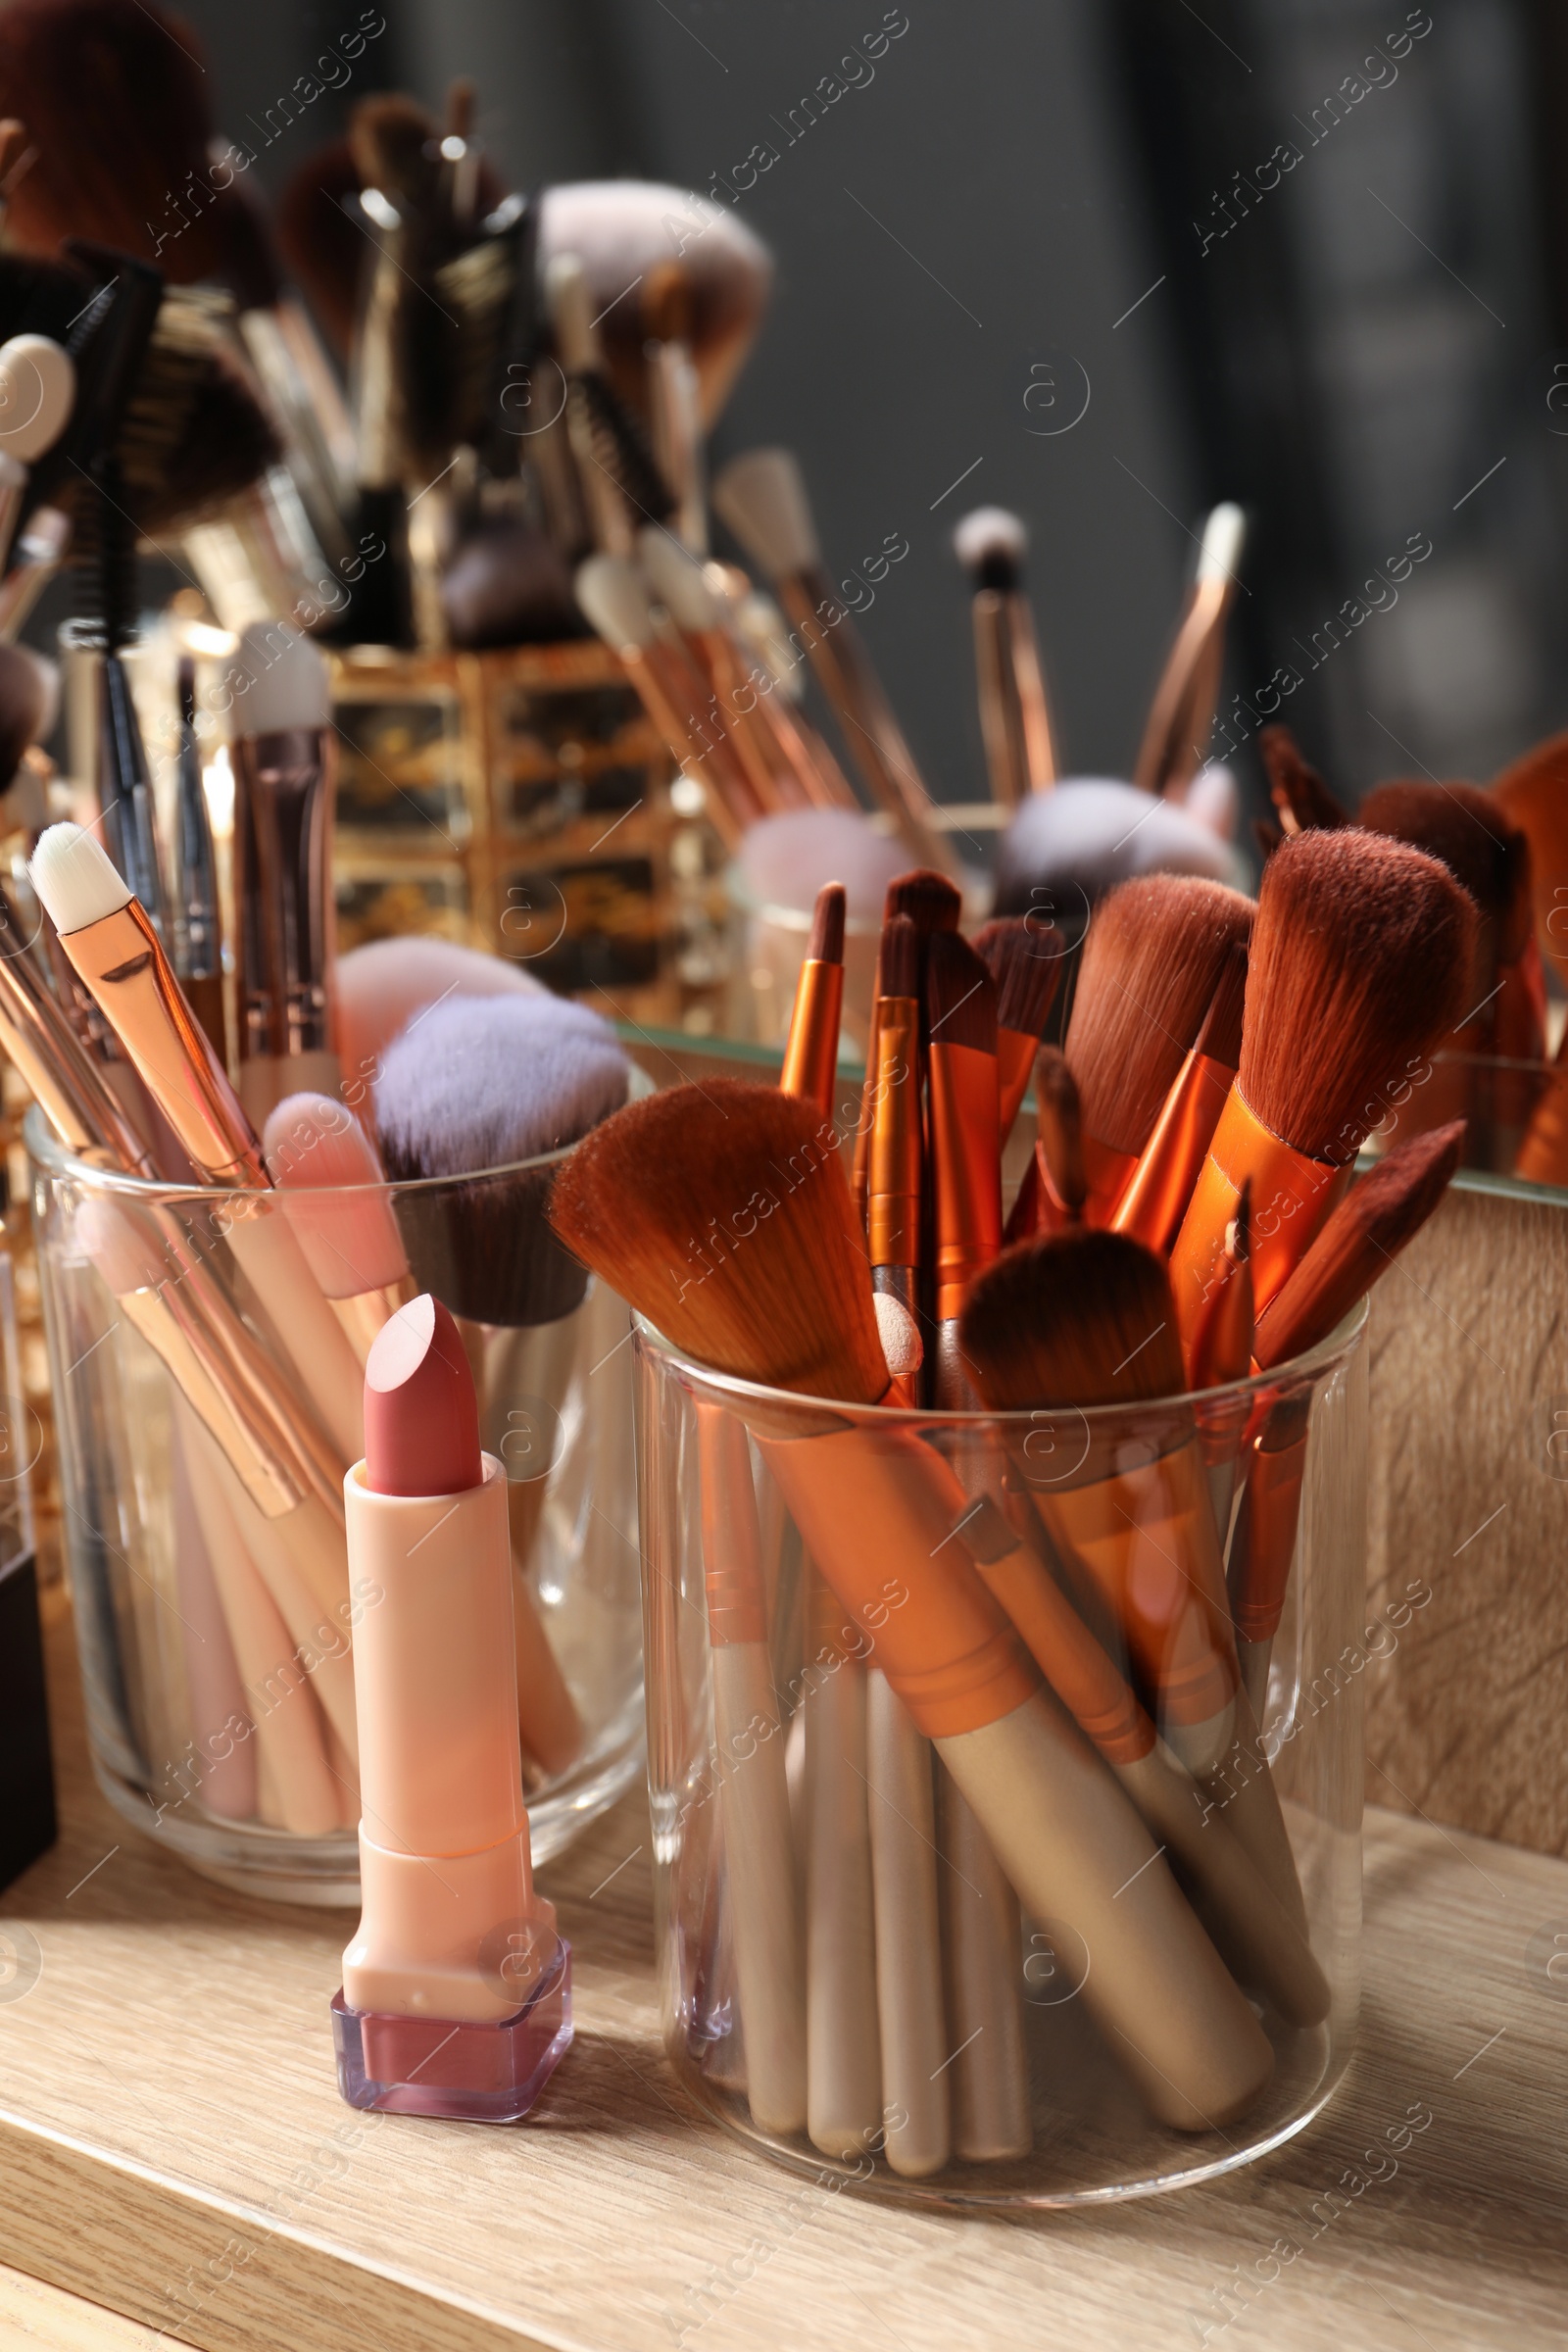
1028,1043,1087,1233
1258,725,1348,836
335,934,546,1116
712,449,960,879
865,914,921,1339
1493,730,1568,989
953,507,1056,804
0,880,157,1176
1169,830,1476,1345
1064,875,1253,1226
851,866,963,1225
276,137,370,365
538,181,773,433
1230,1121,1464,1718
779,884,845,1119
1133,503,1247,797
924,931,1002,1408
0,639,48,788
228,621,340,1124
547,253,671,556
642,263,707,555
864,1666,949,2175
1112,940,1248,1256
169,654,226,1071
167,1418,256,1826
991,777,1244,927
264,1084,582,1787
551,1079,1275,2130
27,821,368,1468
972,914,1066,1143
802,1556,884,2161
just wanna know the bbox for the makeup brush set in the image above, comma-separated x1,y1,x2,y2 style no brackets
540,813,1483,2181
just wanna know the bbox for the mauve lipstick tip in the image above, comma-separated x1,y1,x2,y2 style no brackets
364,1293,483,1496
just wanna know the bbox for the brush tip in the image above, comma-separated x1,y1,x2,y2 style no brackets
29,820,131,933
808,882,846,965
232,623,331,735
262,1093,410,1298
952,505,1027,587
711,447,819,576
877,910,918,1000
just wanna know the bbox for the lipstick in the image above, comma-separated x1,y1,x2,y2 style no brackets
332,1294,572,2121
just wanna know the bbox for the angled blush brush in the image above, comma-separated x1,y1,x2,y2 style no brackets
1112,942,1248,1256
1231,1120,1464,1716
1064,874,1253,1227
953,506,1057,805
550,1080,1274,2131
1169,830,1475,1348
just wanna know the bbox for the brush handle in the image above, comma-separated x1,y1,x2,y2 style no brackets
170,1416,256,1824
208,1464,359,1774
710,1642,808,2135
936,1761,1031,2162
804,1635,883,2160
864,1668,950,2178
1198,1679,1308,1934
224,1206,365,1466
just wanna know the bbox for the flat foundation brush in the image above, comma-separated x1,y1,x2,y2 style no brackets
550,1080,1274,2131
1169,830,1475,1347
1064,874,1253,1227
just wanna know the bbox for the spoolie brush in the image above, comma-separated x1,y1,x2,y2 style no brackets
1063,874,1253,1225
1169,829,1476,1345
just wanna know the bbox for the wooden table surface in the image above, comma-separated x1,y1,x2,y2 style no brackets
1,1591,1566,2352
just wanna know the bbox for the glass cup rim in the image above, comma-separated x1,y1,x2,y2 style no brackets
631,1292,1368,1426
23,1063,653,1206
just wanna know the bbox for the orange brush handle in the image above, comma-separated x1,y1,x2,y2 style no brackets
963,1501,1152,1767
1229,1411,1310,1643
1032,1439,1238,1733
929,1039,1003,1319
1112,1049,1235,1256
867,997,920,1272
755,1421,1036,1739
1079,1130,1139,1229
1169,1084,1348,1344
851,997,882,1227
696,1400,768,1645
780,958,845,1120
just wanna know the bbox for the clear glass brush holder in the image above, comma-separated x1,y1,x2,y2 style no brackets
634,1310,1367,2208
27,1109,644,1905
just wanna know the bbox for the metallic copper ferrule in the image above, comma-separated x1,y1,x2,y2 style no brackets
929,1038,1004,1321
1079,1129,1141,1231
0,893,157,1176
867,997,920,1273
779,957,845,1120
996,1025,1038,1144
58,898,266,1187
1112,1047,1235,1256
1169,1084,1348,1345
232,726,336,1067
1228,1404,1312,1644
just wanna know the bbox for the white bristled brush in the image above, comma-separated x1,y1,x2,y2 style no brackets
953,506,1057,805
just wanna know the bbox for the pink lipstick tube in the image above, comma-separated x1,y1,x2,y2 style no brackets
332,1298,571,2122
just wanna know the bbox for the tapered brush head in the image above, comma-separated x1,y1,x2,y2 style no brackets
1258,726,1348,835
29,820,132,931
972,914,1063,1041
886,866,962,937
1065,874,1253,1154
1240,830,1476,1164
808,883,845,965
1194,939,1248,1070
924,929,997,1054
374,993,629,1327
1033,1045,1085,1215
549,1078,886,1402
960,1229,1184,1408
878,911,918,1001
952,506,1027,592
1254,1119,1464,1370
1357,781,1532,967
262,1094,410,1301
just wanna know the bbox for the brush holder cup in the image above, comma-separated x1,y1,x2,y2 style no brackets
28,1110,644,1905
635,1311,1368,2207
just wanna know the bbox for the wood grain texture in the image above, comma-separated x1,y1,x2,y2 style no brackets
1,1587,1566,2351
0,2262,151,2351
1364,1176,1568,1856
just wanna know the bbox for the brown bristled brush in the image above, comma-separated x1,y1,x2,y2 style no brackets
852,868,962,1224
1063,874,1253,1227
1493,730,1568,994
923,930,1001,1409
549,1078,1275,2132
1258,724,1348,835
972,915,1065,1144
1231,1118,1465,1716
1169,830,1476,1349
1003,1042,1085,1244
1112,940,1248,1258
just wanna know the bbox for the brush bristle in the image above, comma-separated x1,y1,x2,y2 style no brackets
575,554,658,652
885,867,961,936
29,820,131,931
972,915,1063,1040
1240,830,1476,1163
276,138,366,359
878,911,918,1001
925,931,997,1054
0,642,48,788
1193,940,1248,1071
263,1094,409,1299
1254,1119,1463,1369
1034,1045,1085,1213
711,447,819,576
808,883,845,965
375,994,628,1327
549,1078,887,1401
960,1229,1183,1408
231,624,331,735
638,525,722,633
1259,726,1348,833
1065,875,1253,1155
336,935,545,1087
737,809,907,924
953,505,1026,590
1358,781,1529,947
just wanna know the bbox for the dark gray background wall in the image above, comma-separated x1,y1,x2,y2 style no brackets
166,0,1568,819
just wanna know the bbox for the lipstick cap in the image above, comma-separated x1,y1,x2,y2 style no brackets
331,1931,572,2123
